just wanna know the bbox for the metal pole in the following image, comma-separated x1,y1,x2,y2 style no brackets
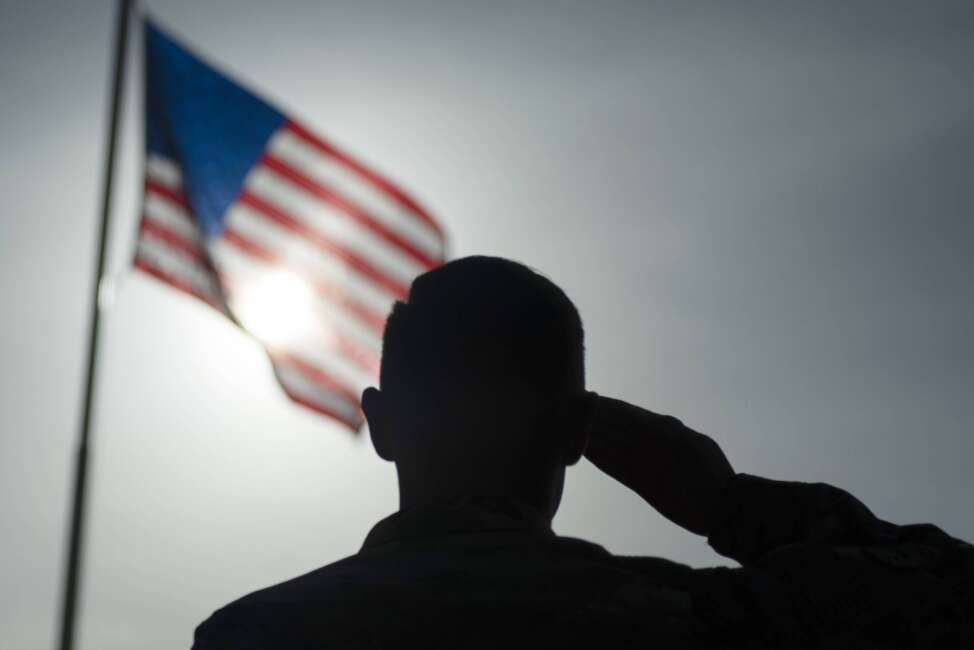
57,1,133,648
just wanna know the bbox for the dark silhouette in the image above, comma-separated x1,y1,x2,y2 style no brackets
193,256,973,649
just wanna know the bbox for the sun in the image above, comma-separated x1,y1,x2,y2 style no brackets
231,269,317,348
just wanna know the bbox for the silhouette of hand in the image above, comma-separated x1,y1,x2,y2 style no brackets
584,395,734,537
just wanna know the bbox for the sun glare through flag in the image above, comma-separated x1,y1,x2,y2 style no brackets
134,20,447,430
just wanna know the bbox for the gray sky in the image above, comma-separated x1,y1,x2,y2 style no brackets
1,1,972,648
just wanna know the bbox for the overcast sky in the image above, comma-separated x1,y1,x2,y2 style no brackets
2,1,972,648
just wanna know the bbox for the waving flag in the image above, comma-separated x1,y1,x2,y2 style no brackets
135,21,446,429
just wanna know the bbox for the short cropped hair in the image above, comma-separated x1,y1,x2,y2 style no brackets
380,256,584,402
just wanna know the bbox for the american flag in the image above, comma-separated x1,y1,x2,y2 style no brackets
135,20,446,430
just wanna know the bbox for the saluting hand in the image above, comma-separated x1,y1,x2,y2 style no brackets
583,395,735,537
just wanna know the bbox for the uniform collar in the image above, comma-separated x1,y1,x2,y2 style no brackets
362,495,554,550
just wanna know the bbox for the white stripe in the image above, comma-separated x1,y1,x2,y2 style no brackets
274,362,362,425
222,202,398,315
143,194,200,242
135,236,221,301
146,154,182,187
210,238,383,356
246,166,425,282
268,129,443,259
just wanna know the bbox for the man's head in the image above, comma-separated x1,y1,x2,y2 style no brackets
362,256,595,517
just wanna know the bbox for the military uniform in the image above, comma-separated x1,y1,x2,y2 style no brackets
193,476,973,649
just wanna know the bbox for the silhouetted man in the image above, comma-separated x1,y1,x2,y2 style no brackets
193,256,973,648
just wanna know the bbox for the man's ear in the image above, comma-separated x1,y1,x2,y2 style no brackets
362,387,395,462
555,391,599,466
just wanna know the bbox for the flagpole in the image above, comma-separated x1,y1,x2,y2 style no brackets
57,1,134,649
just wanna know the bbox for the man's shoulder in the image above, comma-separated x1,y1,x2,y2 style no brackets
192,553,367,648
243,558,357,603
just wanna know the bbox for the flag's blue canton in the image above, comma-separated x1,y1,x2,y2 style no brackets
145,21,285,236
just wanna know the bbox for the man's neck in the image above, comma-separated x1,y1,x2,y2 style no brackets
363,493,554,550
395,459,564,520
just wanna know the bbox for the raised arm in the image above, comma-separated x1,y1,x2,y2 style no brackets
584,395,974,648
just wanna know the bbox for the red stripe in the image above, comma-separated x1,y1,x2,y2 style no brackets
133,256,221,308
237,190,409,298
330,334,381,377
259,153,439,269
283,120,444,239
284,392,363,431
145,178,189,209
220,228,388,334
139,217,206,264
270,351,363,408
220,227,274,261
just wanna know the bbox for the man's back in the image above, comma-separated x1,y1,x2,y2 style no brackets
194,498,694,649
194,483,974,649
